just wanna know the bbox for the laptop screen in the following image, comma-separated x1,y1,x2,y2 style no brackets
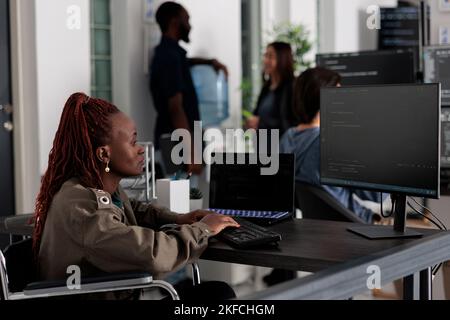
209,154,295,214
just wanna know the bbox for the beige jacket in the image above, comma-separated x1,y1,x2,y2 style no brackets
38,178,212,283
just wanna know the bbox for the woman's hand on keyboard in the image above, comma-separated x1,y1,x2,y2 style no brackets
200,214,240,236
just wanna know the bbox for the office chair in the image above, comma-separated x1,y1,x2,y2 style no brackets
0,238,183,300
295,182,366,224
0,214,34,246
1,213,203,300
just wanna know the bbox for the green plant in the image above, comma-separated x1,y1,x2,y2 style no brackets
269,22,313,74
240,22,313,124
190,188,203,200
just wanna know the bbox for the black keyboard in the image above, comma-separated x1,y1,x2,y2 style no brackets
217,217,282,249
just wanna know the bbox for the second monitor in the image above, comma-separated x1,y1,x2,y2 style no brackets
316,50,416,85
320,84,440,238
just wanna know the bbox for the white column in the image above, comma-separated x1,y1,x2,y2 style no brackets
261,0,290,43
10,0,41,214
35,0,91,174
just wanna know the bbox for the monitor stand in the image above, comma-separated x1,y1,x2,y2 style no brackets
347,195,423,240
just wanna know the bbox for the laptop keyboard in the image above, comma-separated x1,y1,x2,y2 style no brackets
208,208,290,220
216,217,282,249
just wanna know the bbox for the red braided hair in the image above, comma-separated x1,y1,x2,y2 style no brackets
33,92,120,254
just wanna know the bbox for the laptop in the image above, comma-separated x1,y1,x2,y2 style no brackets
208,153,295,225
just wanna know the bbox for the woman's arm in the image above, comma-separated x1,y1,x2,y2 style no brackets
81,204,213,278
129,198,179,229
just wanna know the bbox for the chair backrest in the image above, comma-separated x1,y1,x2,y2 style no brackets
1,238,36,298
295,183,366,224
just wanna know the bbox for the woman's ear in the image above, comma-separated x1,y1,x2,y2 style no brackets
96,146,111,164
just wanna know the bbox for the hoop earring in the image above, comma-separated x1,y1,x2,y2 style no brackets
105,160,110,173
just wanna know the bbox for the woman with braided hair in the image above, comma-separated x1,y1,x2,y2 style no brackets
34,92,238,300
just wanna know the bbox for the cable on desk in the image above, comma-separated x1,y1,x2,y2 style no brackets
407,198,446,276
407,201,443,230
409,197,447,231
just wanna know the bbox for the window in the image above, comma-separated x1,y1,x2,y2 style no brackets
90,0,112,101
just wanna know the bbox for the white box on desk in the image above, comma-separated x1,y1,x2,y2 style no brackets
156,179,190,214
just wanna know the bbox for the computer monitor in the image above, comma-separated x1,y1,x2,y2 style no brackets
378,6,420,47
424,46,450,107
320,84,440,239
316,50,416,86
378,6,422,73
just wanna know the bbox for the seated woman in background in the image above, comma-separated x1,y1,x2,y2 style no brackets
280,67,384,224
245,41,296,138
33,92,239,300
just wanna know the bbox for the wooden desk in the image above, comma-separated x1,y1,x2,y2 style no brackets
202,219,450,300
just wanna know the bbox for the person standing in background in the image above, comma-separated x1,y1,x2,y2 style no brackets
245,42,295,138
150,1,228,175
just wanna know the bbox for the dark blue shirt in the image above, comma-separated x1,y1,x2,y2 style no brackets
150,36,200,149
256,90,276,128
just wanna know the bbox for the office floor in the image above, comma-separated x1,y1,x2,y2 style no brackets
230,256,450,300
231,268,401,300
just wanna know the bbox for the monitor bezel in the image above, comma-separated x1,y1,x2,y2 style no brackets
320,83,441,199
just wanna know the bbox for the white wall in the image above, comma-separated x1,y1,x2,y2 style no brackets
178,0,242,128
261,0,290,38
35,0,91,174
11,0,90,212
290,0,318,63
111,0,157,144
319,0,398,53
10,0,41,214
261,0,318,67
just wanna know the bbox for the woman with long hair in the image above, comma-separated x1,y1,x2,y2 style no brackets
33,92,238,299
245,41,295,135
